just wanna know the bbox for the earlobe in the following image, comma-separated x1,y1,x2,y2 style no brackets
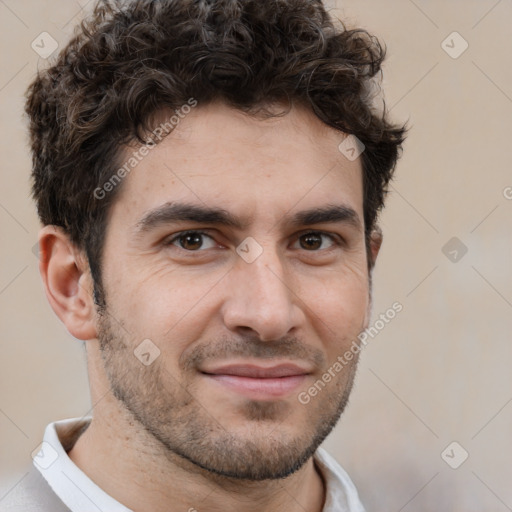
38,226,98,341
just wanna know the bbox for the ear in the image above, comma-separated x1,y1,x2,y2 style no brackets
368,225,383,269
38,225,98,340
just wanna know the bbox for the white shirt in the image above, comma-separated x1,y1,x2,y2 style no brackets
32,417,365,512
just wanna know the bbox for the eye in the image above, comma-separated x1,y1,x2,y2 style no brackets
291,231,339,251
167,231,218,251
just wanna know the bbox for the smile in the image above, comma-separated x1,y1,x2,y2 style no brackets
201,364,310,399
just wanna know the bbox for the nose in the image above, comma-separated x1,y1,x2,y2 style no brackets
221,249,304,341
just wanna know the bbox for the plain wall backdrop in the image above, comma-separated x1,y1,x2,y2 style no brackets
1,1,511,510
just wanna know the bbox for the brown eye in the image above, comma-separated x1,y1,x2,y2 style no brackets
300,233,323,250
293,232,338,251
168,231,216,251
179,233,203,250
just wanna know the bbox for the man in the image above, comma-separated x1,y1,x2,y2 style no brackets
3,0,405,510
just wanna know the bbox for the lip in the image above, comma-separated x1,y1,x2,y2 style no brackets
202,363,311,378
200,363,311,400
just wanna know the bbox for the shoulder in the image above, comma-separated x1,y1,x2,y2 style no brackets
0,466,71,512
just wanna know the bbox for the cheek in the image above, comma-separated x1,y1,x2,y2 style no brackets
303,268,370,344
105,262,224,351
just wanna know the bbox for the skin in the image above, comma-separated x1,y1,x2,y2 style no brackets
39,101,382,512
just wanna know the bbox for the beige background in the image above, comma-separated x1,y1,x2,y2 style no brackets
1,1,512,510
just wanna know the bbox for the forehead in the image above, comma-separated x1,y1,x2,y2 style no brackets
110,101,364,228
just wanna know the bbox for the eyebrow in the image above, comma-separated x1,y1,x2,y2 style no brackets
133,201,362,238
133,202,245,237
290,204,361,230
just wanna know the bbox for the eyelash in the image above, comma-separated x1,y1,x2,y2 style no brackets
165,230,342,251
166,230,216,249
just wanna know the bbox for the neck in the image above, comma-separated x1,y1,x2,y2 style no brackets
67,410,325,512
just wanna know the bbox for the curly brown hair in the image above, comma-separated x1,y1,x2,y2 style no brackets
25,0,406,308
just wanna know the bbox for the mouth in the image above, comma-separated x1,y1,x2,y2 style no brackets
200,363,311,400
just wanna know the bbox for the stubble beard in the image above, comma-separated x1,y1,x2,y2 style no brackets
96,308,359,481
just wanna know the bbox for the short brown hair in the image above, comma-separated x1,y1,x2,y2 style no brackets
25,0,406,308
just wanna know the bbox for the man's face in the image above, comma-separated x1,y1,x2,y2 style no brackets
96,101,372,480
